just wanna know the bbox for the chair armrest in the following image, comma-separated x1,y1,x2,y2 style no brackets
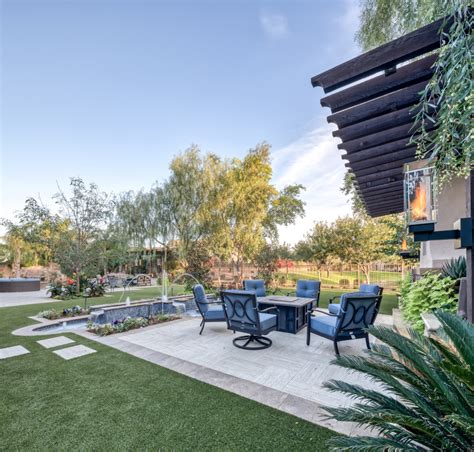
308,308,338,317
259,306,279,314
328,295,342,304
199,300,223,305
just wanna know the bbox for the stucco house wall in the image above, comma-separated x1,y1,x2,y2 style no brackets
420,177,467,270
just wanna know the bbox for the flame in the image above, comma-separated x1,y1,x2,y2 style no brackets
410,184,428,221
401,239,407,251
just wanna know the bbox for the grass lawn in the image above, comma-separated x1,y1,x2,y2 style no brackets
1,296,340,450
284,270,402,287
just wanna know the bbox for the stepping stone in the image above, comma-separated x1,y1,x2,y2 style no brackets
37,336,75,349
0,345,30,360
53,345,96,361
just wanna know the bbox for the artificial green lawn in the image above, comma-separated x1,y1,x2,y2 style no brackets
1,286,397,450
1,295,339,451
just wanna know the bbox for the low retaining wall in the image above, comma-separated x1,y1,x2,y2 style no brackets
90,296,197,324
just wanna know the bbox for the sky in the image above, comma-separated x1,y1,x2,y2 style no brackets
0,0,360,244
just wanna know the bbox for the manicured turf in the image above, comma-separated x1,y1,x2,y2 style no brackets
0,297,339,450
284,270,402,287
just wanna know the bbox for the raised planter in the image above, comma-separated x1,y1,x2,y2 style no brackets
0,278,40,292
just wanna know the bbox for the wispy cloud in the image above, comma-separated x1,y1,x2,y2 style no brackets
272,123,352,244
259,12,289,39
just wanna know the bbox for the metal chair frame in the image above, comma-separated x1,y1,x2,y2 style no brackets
307,294,382,355
221,290,278,350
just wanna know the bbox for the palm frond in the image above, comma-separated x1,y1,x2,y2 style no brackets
326,435,419,451
322,311,474,451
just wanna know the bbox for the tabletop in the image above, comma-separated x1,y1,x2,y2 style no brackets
257,295,315,308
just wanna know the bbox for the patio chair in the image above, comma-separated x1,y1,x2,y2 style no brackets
288,280,321,306
328,284,383,315
192,284,226,335
221,290,278,350
307,292,382,355
243,279,266,297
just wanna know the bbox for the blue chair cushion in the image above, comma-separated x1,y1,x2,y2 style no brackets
359,284,380,295
243,280,266,297
328,303,340,315
310,315,338,338
203,305,225,321
258,312,277,331
193,284,209,313
296,280,320,299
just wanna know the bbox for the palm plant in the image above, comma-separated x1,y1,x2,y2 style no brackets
323,310,473,450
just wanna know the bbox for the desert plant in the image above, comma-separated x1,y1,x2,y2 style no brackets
441,256,467,280
401,273,458,332
323,310,473,451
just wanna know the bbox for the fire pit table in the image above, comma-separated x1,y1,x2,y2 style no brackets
257,295,315,334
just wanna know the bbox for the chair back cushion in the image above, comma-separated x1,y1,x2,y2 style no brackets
243,279,266,297
296,280,320,299
359,284,382,296
221,290,260,333
337,293,381,334
193,284,208,313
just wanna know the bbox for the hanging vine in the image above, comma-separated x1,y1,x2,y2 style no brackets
412,1,473,187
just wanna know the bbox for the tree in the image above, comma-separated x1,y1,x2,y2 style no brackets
205,143,305,283
332,217,393,283
356,0,444,51
165,146,217,268
54,178,111,294
295,222,334,279
1,198,66,275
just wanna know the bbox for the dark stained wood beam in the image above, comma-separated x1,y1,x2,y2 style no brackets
333,105,419,142
338,122,414,153
368,206,405,217
321,54,437,112
356,167,403,185
311,17,444,92
358,174,404,190
359,180,403,195
361,187,403,201
343,139,414,163
347,147,417,171
356,158,413,177
328,80,427,129
368,200,404,211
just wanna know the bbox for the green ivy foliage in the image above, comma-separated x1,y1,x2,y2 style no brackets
413,2,473,187
401,273,458,332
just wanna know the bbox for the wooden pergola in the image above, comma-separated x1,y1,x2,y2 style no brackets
310,18,447,216
311,17,473,321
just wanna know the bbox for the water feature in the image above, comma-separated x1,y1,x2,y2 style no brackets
34,318,89,333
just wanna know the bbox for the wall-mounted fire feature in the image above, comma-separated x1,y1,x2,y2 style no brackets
404,160,437,225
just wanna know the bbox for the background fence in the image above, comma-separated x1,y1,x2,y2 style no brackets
209,262,407,292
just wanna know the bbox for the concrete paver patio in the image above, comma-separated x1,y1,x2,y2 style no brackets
79,314,392,435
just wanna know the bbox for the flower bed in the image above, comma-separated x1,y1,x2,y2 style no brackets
87,314,180,336
38,305,91,320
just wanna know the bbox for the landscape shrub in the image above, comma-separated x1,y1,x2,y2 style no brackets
339,278,350,287
47,279,76,299
83,279,106,297
38,305,90,320
87,314,179,336
401,273,458,332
